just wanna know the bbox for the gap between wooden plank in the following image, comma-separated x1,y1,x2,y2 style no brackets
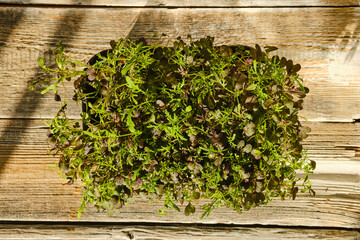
0,117,358,123
1,0,360,7
0,220,359,231
1,223,359,240
0,3,359,8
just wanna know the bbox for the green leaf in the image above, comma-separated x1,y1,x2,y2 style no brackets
292,187,299,200
255,44,262,60
110,40,116,49
121,59,135,76
272,55,280,64
185,55,194,65
280,57,287,68
126,76,137,89
243,122,256,137
310,160,316,170
185,105,192,112
126,114,136,133
286,60,294,74
54,93,61,101
37,57,45,68
220,45,233,57
37,57,58,72
264,46,278,53
184,202,195,216
236,140,245,149
243,144,252,153
136,41,144,53
251,149,262,159
246,84,256,91
249,48,256,59
299,126,311,139
40,85,55,94
207,95,216,109
193,191,201,200
171,202,181,212
300,126,311,133
253,192,265,203
292,64,301,74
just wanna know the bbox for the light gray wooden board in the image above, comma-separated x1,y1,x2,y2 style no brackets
0,223,359,240
0,3,360,233
1,0,359,7
0,7,360,121
0,120,359,227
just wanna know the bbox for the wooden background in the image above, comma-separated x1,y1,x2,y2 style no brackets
0,0,360,239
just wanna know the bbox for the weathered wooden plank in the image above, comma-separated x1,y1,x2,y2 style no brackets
1,120,360,162
1,172,359,226
0,223,359,240
0,7,359,121
0,120,359,227
1,0,359,7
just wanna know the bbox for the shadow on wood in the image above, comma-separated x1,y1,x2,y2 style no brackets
0,2,94,176
0,0,156,176
0,2,360,230
0,8,24,54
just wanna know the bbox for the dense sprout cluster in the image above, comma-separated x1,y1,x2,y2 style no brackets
31,36,315,218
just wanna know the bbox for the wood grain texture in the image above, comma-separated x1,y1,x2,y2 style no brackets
0,120,359,227
0,223,359,240
1,0,360,7
0,7,360,121
0,2,360,235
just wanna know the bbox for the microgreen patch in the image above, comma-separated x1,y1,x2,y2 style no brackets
30,35,315,219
